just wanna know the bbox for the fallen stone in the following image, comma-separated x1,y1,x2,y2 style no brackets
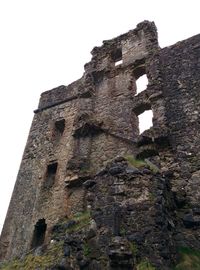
109,165,124,175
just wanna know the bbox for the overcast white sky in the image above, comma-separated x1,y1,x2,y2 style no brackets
0,0,200,233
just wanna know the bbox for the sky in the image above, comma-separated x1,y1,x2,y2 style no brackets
0,0,200,233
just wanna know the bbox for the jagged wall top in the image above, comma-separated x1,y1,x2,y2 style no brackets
37,21,158,111
85,21,158,72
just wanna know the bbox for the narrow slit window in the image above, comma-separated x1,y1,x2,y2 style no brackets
31,219,47,249
44,162,58,188
138,110,153,134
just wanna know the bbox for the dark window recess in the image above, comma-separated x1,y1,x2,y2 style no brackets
54,119,65,137
133,64,146,80
44,162,58,188
111,48,123,66
31,219,47,249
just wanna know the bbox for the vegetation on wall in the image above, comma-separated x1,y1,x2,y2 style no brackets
125,155,147,168
125,155,160,173
0,211,92,270
136,260,156,270
174,247,200,270
0,241,64,270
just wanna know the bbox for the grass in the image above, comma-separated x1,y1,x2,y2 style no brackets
174,247,200,270
125,155,160,173
0,241,64,270
1,211,92,270
136,260,156,270
125,155,147,168
144,159,160,173
66,211,91,233
52,211,92,238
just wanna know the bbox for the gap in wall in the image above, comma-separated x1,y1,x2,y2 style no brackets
136,74,148,94
138,110,153,134
115,59,123,66
31,219,47,249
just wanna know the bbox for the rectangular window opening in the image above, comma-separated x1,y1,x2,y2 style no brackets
55,119,65,135
138,109,153,134
111,48,123,66
135,73,148,95
44,162,58,188
133,61,148,95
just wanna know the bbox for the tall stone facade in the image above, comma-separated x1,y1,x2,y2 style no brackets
1,21,200,269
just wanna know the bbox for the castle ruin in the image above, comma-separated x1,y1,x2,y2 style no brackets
1,21,200,269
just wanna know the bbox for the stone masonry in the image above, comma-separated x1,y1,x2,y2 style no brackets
1,21,200,269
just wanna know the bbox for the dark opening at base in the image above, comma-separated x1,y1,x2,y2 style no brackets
31,219,47,249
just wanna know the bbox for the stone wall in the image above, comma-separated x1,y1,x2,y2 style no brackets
0,21,159,260
1,20,200,269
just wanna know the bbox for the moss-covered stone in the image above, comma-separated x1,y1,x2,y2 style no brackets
0,241,64,270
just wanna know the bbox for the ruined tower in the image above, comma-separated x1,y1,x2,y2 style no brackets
1,21,200,269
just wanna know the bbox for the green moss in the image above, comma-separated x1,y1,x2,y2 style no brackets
125,155,160,173
83,242,91,257
0,241,64,270
66,211,91,233
144,159,160,173
136,260,156,270
1,212,92,270
51,211,92,238
174,247,200,270
125,155,146,168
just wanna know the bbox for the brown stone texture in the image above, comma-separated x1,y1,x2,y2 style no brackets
1,20,200,269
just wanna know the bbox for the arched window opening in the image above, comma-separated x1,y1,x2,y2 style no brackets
31,219,47,249
136,74,148,94
138,110,153,134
